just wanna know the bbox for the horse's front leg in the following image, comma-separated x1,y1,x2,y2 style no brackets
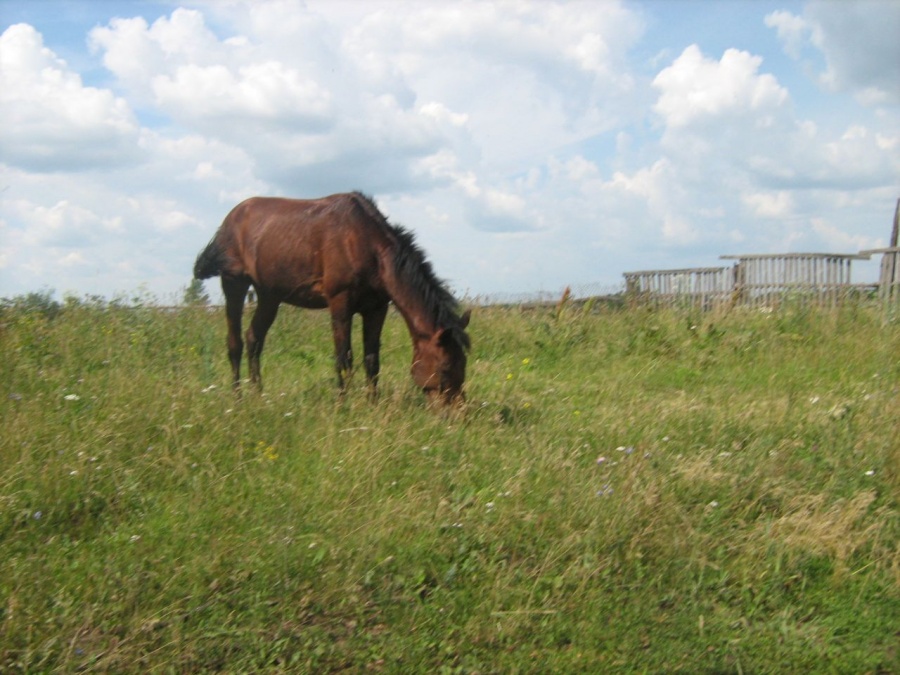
329,298,353,394
362,303,388,400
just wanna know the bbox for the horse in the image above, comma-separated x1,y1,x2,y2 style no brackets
193,192,471,404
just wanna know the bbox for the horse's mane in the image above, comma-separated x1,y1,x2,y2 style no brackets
351,192,470,351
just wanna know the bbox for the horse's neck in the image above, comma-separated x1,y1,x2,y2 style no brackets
379,250,437,341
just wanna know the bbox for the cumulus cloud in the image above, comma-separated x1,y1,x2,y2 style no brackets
0,23,141,171
86,4,478,197
653,45,789,129
767,0,900,105
764,10,811,59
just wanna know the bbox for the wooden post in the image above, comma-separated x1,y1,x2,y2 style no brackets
891,198,899,248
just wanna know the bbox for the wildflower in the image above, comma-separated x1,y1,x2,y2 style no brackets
596,456,607,464
486,502,495,510
33,511,42,520
522,358,531,365
616,445,634,455
64,394,80,401
506,373,514,381
596,484,613,497
708,500,719,508
864,470,875,477
256,440,278,461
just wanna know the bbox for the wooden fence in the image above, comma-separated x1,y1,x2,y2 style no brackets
859,247,900,313
625,199,900,312
722,253,868,307
623,267,734,309
624,252,873,309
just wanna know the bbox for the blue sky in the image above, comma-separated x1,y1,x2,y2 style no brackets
1,0,898,301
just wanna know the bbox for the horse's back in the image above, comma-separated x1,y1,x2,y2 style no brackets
219,193,389,304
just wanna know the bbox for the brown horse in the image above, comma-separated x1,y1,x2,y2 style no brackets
193,192,471,404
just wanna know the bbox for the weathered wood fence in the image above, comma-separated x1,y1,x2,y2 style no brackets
860,247,900,313
623,267,734,309
625,200,900,311
624,252,876,309
723,253,868,307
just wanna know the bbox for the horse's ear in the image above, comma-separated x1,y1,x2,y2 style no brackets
459,309,471,329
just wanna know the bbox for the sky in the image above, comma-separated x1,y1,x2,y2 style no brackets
1,0,898,303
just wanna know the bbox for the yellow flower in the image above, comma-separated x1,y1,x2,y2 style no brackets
522,358,531,365
256,440,278,461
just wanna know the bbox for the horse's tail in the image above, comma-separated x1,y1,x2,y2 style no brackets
193,237,228,279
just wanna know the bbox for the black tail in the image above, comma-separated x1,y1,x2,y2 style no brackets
193,238,227,279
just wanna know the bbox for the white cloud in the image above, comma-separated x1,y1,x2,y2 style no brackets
767,1,900,105
89,10,229,99
810,217,879,252
653,45,788,129
152,60,333,125
0,23,141,171
743,191,794,219
764,10,810,59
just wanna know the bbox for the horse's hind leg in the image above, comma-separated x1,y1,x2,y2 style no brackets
246,294,280,390
362,303,388,399
222,276,251,390
328,294,354,394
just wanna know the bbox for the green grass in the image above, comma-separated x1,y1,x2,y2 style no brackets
2,295,898,673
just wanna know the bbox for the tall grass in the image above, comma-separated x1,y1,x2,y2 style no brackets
1,295,898,672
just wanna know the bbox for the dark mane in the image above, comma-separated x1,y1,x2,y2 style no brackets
351,192,470,350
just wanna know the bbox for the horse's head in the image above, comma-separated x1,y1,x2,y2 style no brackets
411,310,471,405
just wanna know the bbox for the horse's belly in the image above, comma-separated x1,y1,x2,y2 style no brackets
283,284,328,309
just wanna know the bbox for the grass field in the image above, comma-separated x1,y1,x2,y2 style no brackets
1,293,898,673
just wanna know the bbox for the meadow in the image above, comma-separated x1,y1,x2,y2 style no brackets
1,292,898,673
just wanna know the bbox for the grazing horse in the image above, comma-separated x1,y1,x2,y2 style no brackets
193,192,471,404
